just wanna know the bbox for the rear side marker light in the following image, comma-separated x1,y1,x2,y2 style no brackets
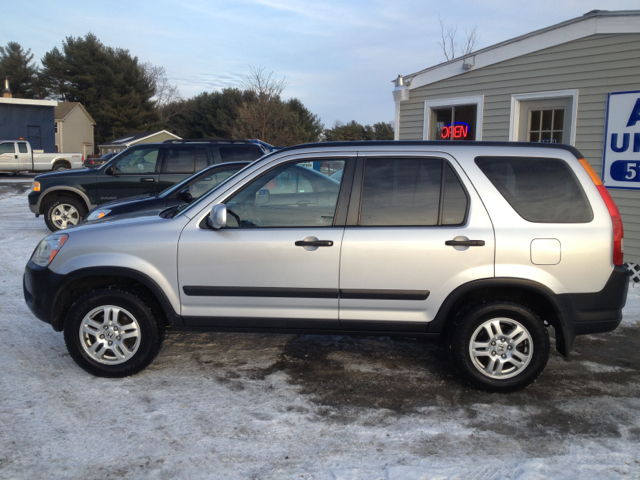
579,158,624,266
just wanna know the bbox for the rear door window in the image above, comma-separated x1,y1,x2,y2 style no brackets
475,156,593,223
164,147,209,174
17,142,28,153
359,158,468,226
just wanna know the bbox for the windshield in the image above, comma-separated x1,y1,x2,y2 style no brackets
158,163,248,199
175,161,261,217
97,149,127,170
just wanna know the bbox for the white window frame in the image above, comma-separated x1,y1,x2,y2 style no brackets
509,89,579,146
423,95,484,141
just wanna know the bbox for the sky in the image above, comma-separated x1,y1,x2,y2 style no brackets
4,0,639,129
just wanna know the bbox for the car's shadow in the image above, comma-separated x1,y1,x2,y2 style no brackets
159,325,640,442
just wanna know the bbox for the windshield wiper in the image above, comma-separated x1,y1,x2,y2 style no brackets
159,203,190,219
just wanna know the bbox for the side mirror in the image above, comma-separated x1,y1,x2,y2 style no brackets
208,204,227,229
105,166,115,175
178,188,193,201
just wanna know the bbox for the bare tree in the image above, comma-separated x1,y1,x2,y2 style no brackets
140,62,187,128
437,15,479,61
236,66,288,142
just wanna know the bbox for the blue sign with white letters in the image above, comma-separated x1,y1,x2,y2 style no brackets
602,90,640,190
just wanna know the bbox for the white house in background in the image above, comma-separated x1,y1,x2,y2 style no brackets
392,9,640,270
98,130,181,155
54,102,95,156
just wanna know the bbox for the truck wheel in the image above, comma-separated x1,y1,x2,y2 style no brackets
44,196,87,231
63,288,163,377
449,301,550,392
53,162,71,171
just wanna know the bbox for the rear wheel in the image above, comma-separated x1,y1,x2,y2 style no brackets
44,196,87,231
53,162,71,171
449,301,550,392
63,288,163,377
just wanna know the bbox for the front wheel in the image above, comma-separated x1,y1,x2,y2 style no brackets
44,196,87,231
63,288,164,377
449,301,550,392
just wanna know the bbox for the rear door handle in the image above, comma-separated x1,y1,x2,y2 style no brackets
445,239,485,247
295,240,334,247
140,177,155,182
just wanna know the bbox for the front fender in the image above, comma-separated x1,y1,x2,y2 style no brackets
66,266,182,326
53,253,181,318
36,186,95,213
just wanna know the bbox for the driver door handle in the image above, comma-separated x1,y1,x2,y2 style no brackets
140,177,155,182
295,240,334,247
445,239,485,247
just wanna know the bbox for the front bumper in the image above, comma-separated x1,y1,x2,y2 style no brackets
23,260,69,331
28,191,40,214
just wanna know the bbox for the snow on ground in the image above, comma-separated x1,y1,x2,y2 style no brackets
1,185,639,479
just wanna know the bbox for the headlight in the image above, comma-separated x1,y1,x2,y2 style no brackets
86,209,111,221
33,181,40,192
31,234,68,267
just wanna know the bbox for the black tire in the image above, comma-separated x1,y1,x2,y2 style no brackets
53,162,71,171
44,196,87,231
449,301,550,392
63,288,163,377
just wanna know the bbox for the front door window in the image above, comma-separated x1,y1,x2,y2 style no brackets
225,160,345,228
113,146,160,174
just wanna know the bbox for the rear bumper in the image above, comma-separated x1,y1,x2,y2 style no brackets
556,265,629,336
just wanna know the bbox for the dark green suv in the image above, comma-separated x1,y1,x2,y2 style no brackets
28,140,265,231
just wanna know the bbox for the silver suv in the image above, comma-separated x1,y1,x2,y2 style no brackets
23,141,628,392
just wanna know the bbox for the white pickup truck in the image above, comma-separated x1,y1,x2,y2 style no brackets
0,140,83,173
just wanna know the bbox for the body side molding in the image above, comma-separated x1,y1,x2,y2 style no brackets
183,286,429,301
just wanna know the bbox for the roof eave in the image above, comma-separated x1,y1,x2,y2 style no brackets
401,10,640,91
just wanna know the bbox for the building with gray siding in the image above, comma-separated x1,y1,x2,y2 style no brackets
392,10,640,269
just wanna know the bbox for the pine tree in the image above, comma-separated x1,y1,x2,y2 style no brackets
41,33,158,146
286,98,324,144
0,42,43,98
324,121,394,142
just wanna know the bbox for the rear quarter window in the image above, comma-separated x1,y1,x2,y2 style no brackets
475,156,593,223
220,146,263,162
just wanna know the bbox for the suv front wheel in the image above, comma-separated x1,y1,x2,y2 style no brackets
44,196,87,231
449,301,550,392
63,288,164,377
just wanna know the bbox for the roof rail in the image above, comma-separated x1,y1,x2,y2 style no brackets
270,140,584,159
163,139,256,145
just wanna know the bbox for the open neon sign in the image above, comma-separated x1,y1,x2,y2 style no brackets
441,122,470,139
